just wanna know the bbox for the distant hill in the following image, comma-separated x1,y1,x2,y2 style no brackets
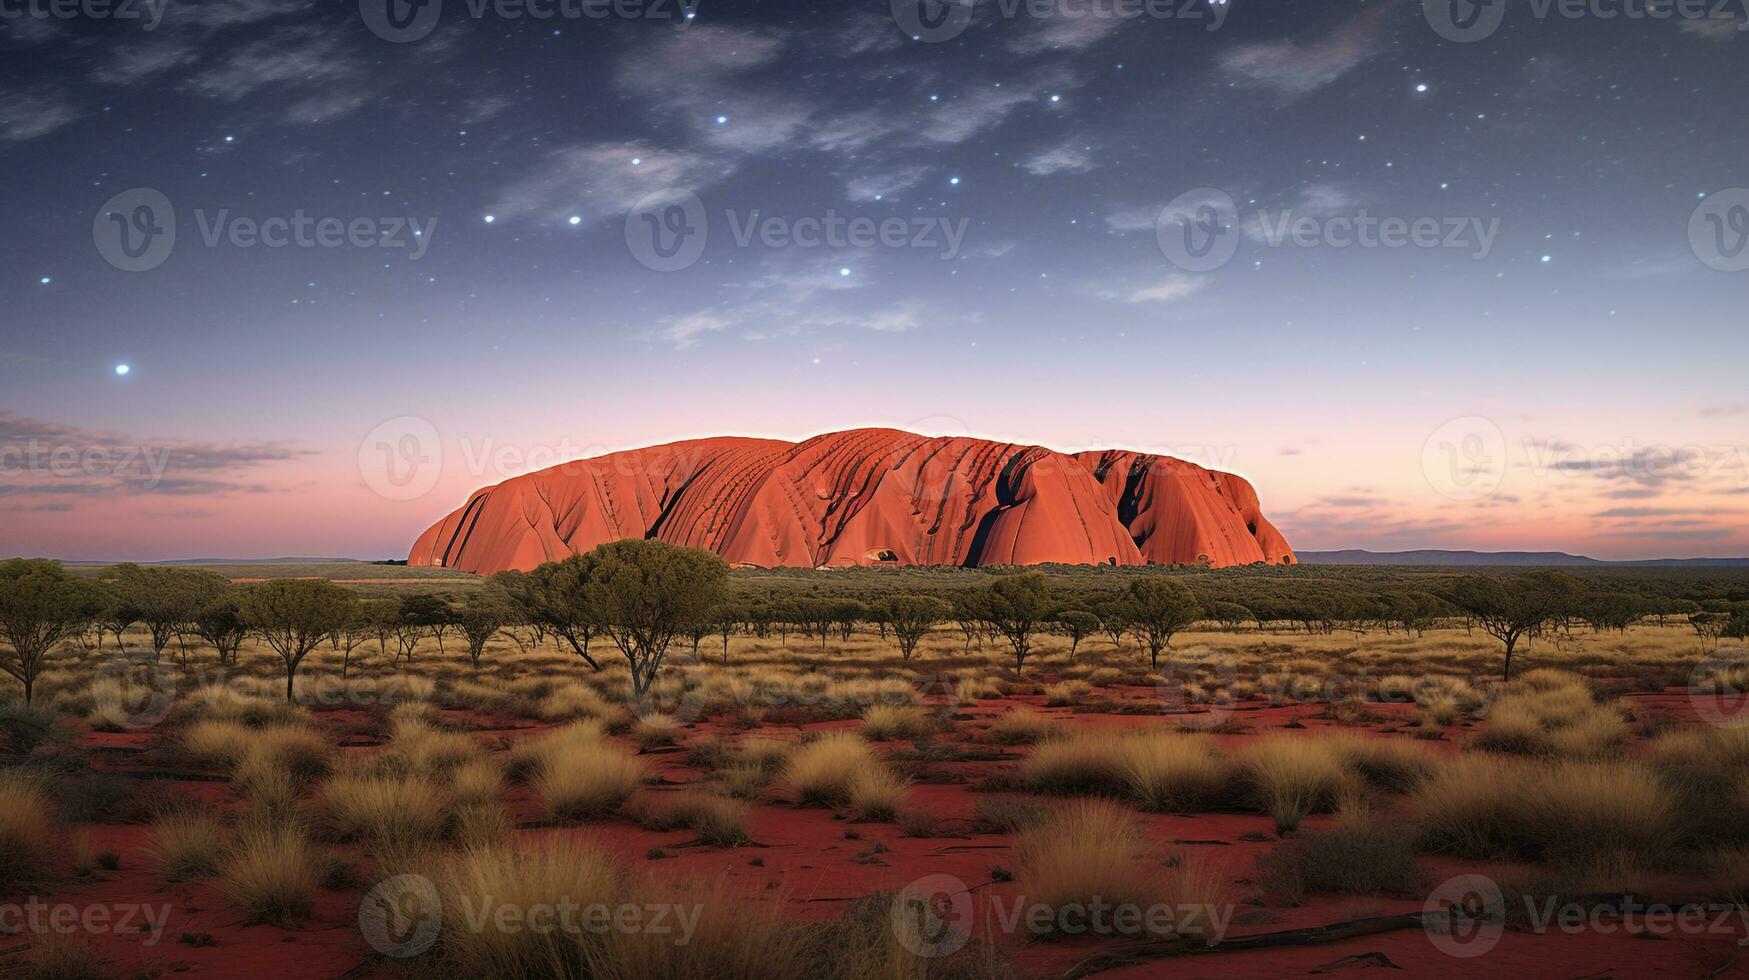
1298,549,1749,568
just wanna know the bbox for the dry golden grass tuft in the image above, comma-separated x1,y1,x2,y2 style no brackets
1237,735,1358,834
1255,803,1422,899
432,838,623,977
1015,798,1227,940
846,765,910,822
859,703,932,741
631,790,751,846
1019,729,1132,794
144,806,229,882
535,738,647,822
219,819,322,927
0,773,57,887
987,707,1059,745
1119,734,1232,812
633,713,682,751
783,731,877,806
320,769,452,860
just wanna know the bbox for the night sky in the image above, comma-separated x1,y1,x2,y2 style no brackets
2,0,1746,561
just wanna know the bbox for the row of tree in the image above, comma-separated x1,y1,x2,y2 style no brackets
5,552,1749,707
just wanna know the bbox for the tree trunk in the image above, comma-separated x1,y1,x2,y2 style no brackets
285,664,297,702
1502,635,1517,681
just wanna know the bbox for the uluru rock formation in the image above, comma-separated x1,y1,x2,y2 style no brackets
408,429,1295,573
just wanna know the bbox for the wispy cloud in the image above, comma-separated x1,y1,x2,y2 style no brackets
1219,9,1385,97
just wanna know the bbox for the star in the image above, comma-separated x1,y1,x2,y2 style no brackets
38,276,51,285
483,215,495,223
715,115,729,125
568,216,581,225
1415,84,1428,93
949,177,961,186
114,364,131,376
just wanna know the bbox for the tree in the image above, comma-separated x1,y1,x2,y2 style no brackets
1049,609,1100,659
523,558,603,670
1206,601,1254,632
93,579,140,653
194,592,250,667
456,590,511,669
795,597,838,650
981,572,1054,673
0,559,104,705
1443,571,1584,681
238,579,358,701
1580,592,1645,633
886,594,951,661
832,600,868,643
581,540,729,703
396,593,452,662
1095,597,1131,652
713,604,742,664
113,565,229,663
1125,578,1202,669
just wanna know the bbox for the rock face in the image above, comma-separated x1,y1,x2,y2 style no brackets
407,429,1295,573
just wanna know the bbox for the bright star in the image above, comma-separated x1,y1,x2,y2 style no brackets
38,276,51,285
715,115,728,125
483,215,495,224
1415,84,1428,93
839,268,851,277
568,216,581,225
1049,94,1061,103
949,177,960,186
114,364,130,376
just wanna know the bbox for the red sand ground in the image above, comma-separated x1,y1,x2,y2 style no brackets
407,428,1296,573
7,689,1747,979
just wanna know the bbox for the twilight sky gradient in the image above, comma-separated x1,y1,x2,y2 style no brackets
2,0,1746,562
